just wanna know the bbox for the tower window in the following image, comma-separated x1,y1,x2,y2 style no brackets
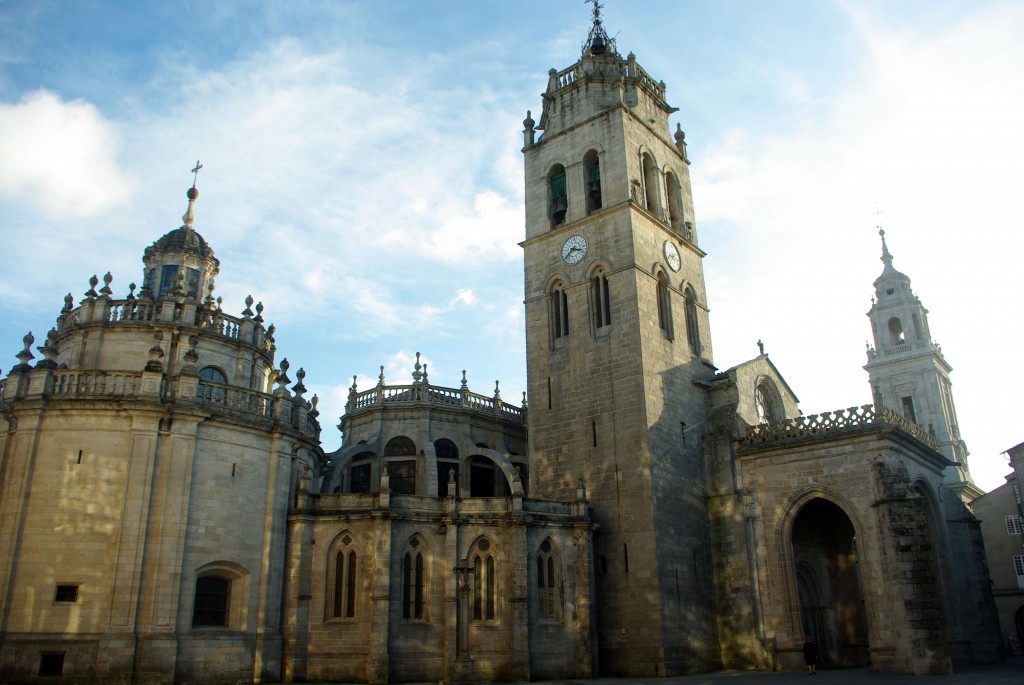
548,164,568,226
901,396,917,424
349,451,374,494
158,264,179,299
584,150,602,214
684,287,699,354
888,317,905,346
592,270,611,328
641,152,661,217
666,171,684,232
657,273,673,339
551,282,569,340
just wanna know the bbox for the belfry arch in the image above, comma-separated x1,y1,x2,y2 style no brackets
790,498,869,669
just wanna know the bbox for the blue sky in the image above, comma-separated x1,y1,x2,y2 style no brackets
1,1,1022,491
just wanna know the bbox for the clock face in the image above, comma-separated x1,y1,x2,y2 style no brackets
664,240,681,272
561,234,588,265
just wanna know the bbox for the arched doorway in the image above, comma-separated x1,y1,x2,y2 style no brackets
791,498,869,668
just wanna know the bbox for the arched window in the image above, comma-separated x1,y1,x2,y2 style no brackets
550,281,569,340
755,377,782,424
665,171,684,232
331,535,358,619
402,537,427,620
192,576,230,627
592,268,611,329
349,451,374,494
641,152,661,217
584,150,602,214
684,287,700,354
536,538,562,622
196,366,227,405
470,538,497,622
434,438,460,497
656,273,673,339
384,436,416,456
548,164,568,227
888,317,905,346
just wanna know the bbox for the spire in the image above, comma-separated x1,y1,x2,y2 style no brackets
879,228,894,270
583,0,616,57
182,160,203,230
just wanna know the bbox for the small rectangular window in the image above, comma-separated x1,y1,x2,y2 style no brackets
1005,515,1022,535
901,396,917,424
54,585,79,603
1014,554,1024,577
39,653,64,677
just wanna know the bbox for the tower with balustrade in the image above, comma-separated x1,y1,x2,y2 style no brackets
520,10,718,676
0,184,322,685
864,229,980,501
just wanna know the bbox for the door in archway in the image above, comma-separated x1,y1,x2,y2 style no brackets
792,498,870,668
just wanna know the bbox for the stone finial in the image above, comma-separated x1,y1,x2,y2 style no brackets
13,331,35,372
461,370,468,391
675,123,689,162
146,331,164,371
99,272,113,297
523,109,536,147
757,339,765,356
62,293,74,314
447,467,456,497
35,328,59,369
182,182,199,230
277,358,291,387
254,301,264,324
411,352,423,384
242,295,254,318
522,391,528,408
215,296,223,312
493,380,501,401
377,365,385,387
266,324,276,343
85,275,99,298
349,375,358,395
293,368,307,398
422,363,429,385
310,394,320,417
183,335,199,364
127,282,137,304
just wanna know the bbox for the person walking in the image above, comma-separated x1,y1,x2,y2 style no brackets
802,636,819,675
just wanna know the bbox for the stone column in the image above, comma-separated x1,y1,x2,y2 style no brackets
367,509,393,684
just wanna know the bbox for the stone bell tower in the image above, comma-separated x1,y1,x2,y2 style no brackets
864,229,980,500
521,5,718,675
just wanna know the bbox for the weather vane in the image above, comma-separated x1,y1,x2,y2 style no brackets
583,0,615,56
191,160,204,188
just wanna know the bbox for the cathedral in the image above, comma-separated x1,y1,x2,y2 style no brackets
0,9,1003,685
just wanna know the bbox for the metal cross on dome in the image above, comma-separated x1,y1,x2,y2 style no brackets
191,160,204,188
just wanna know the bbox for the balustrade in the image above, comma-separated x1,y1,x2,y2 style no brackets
51,370,140,398
743,403,937,450
348,383,524,425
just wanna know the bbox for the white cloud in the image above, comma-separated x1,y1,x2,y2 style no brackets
0,90,136,218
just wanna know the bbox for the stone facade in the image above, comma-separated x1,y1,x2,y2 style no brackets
971,442,1024,654
0,12,1005,685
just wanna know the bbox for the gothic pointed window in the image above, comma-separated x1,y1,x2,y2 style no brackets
470,538,497,622
331,537,358,619
402,537,426,620
550,281,569,340
592,269,611,329
536,538,562,622
656,273,673,339
684,286,699,354
548,164,568,227
584,150,602,214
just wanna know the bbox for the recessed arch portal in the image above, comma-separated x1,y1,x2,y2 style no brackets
791,498,869,669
